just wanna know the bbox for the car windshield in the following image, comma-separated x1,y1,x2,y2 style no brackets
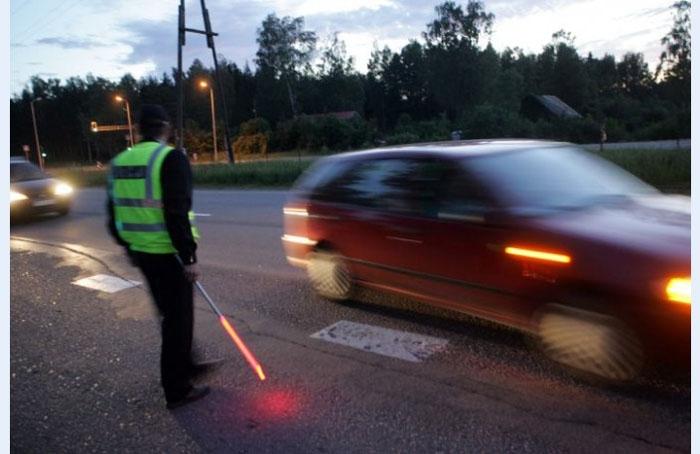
463,146,658,213
11,162,46,182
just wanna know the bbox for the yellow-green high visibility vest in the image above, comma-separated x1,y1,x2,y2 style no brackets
109,141,200,254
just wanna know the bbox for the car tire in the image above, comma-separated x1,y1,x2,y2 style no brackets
307,249,353,301
537,304,645,382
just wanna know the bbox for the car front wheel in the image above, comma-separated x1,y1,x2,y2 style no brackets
307,249,353,301
537,304,645,381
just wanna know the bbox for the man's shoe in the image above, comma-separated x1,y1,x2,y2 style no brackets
190,359,224,383
166,385,210,410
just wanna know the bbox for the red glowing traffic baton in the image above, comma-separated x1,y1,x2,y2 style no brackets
193,279,266,381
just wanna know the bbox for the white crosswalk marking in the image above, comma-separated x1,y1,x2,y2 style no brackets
72,274,140,293
311,320,448,362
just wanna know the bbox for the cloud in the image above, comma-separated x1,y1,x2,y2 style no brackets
114,0,673,79
10,0,675,93
115,0,438,77
119,0,270,76
265,0,398,17
35,37,101,49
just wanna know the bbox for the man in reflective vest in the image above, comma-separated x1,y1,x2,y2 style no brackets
107,104,216,409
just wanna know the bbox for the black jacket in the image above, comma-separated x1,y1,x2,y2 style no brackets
106,140,197,264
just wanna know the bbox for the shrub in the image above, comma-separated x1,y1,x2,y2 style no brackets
233,133,268,156
460,104,534,139
239,117,271,136
384,132,421,145
269,115,373,152
532,116,601,143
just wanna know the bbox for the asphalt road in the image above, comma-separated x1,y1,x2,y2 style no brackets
10,188,690,453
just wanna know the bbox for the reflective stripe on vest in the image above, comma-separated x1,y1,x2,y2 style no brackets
119,222,167,232
110,142,199,254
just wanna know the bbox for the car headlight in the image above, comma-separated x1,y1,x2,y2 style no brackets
54,182,73,196
666,277,690,305
10,190,28,203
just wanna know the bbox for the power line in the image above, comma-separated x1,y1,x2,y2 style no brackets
11,0,33,16
13,0,82,42
12,0,66,38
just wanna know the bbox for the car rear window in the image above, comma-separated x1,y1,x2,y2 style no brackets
462,146,657,211
11,162,46,182
314,157,446,217
437,167,494,219
293,158,354,194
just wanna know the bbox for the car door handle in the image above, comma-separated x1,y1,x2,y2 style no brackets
308,213,340,220
386,224,421,234
386,235,423,244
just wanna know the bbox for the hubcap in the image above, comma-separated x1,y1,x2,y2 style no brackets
539,307,644,381
308,252,351,300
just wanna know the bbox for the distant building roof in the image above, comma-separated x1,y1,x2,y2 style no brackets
521,94,581,120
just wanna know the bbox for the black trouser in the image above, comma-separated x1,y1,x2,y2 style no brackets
133,252,194,402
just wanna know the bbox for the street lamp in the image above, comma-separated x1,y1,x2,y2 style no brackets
114,95,134,147
30,97,44,169
198,80,218,163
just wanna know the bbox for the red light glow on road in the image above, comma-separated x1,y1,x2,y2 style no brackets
219,315,267,381
254,389,302,419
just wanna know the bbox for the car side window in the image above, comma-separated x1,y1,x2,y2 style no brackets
295,159,353,194
438,166,493,221
315,158,446,218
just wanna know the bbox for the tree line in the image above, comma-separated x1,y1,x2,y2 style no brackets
10,0,691,164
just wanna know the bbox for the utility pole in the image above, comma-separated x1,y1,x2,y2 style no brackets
198,80,218,162
30,98,43,169
177,0,235,163
209,84,218,162
177,0,185,151
115,95,134,147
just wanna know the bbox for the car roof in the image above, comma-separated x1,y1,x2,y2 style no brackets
330,139,572,161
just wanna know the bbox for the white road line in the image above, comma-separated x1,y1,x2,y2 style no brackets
194,213,211,217
311,320,448,363
72,274,140,293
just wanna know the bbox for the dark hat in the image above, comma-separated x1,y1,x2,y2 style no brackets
138,104,171,127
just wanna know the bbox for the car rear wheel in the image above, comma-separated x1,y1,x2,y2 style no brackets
307,249,353,301
537,304,645,381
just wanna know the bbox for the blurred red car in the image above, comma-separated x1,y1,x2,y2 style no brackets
282,140,690,381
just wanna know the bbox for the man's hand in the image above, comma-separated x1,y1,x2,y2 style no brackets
183,263,200,283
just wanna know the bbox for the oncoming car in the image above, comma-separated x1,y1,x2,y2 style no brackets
282,140,690,381
10,157,74,221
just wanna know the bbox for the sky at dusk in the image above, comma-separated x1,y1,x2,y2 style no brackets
10,0,678,96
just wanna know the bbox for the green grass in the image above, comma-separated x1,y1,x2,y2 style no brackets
51,148,690,193
593,148,690,194
192,160,311,187
51,159,313,189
